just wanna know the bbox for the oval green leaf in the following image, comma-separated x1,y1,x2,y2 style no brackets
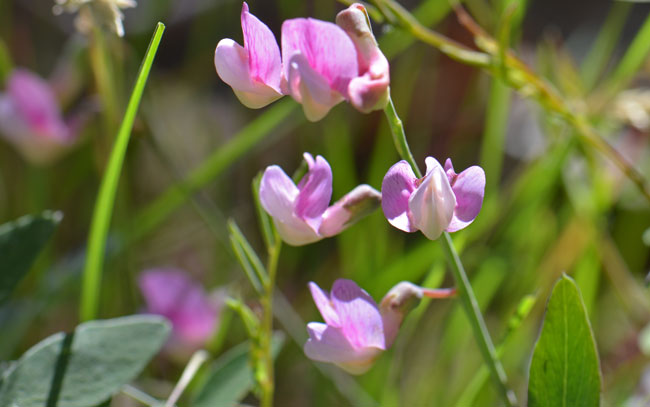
0,211,62,303
528,274,601,407
0,315,170,407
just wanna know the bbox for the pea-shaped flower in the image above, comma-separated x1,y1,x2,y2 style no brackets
260,153,381,246
214,2,283,109
381,157,485,240
0,69,76,165
305,279,456,374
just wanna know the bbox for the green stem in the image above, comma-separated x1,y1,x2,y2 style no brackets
260,236,282,407
383,98,517,407
80,23,165,322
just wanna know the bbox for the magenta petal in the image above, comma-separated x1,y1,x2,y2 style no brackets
240,2,282,92
173,286,219,345
295,153,332,233
139,269,193,314
259,165,299,223
281,18,358,96
330,279,385,350
308,282,341,327
446,163,486,232
381,160,418,233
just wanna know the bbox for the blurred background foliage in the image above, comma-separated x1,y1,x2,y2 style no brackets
1,0,650,405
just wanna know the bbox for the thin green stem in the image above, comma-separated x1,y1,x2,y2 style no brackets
260,235,282,407
80,22,165,322
383,99,517,407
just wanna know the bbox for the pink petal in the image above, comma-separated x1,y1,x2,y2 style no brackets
260,164,322,245
408,157,456,240
445,160,485,232
294,153,332,233
138,268,194,314
381,160,418,233
330,279,385,350
173,285,219,345
214,39,282,108
240,2,282,93
281,18,358,96
308,282,340,327
8,69,69,142
304,323,381,375
287,53,343,121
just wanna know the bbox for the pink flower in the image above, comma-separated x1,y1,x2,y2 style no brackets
214,2,283,108
214,3,390,121
381,157,485,240
0,69,75,165
259,153,381,246
138,268,223,350
305,279,456,374
335,4,390,113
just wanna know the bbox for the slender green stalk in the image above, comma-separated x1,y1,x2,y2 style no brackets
260,234,282,407
80,23,165,322
607,10,650,94
0,39,12,83
383,98,517,407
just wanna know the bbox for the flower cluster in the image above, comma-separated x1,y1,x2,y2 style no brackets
0,69,79,165
214,3,389,121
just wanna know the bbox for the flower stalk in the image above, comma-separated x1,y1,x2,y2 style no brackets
383,96,517,407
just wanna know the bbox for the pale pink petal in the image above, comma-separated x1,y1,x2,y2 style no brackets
287,53,343,121
259,165,299,224
240,2,282,93
272,217,322,246
8,69,69,142
294,153,332,232
308,282,341,327
173,285,219,345
138,268,193,314
214,39,282,109
381,160,418,232
409,157,456,240
281,18,358,96
330,279,385,350
304,322,381,375
445,160,485,232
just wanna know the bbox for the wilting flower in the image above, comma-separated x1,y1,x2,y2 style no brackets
381,157,485,240
259,152,381,246
305,279,455,374
53,0,136,37
214,2,283,109
138,268,223,350
0,69,77,165
214,3,389,121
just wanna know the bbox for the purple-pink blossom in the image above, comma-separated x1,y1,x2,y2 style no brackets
214,3,389,121
381,157,485,240
138,268,223,350
305,279,456,374
259,153,381,246
0,69,76,165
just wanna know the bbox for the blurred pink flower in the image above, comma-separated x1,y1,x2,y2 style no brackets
138,268,223,349
214,3,389,121
305,279,455,374
259,152,380,246
0,69,76,165
214,2,283,108
381,157,485,240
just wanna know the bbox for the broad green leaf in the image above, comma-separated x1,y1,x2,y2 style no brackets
193,332,285,407
0,211,62,303
528,274,601,407
0,315,170,407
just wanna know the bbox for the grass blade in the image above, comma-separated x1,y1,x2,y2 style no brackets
80,22,165,322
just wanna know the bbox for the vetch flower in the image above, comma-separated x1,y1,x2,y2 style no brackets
0,69,77,165
335,4,390,113
381,157,485,240
282,16,359,121
214,2,283,109
138,268,223,350
259,153,381,246
304,279,456,374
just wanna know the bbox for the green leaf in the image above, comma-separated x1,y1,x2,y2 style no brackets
0,211,62,303
193,332,285,407
528,274,601,407
0,315,170,407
